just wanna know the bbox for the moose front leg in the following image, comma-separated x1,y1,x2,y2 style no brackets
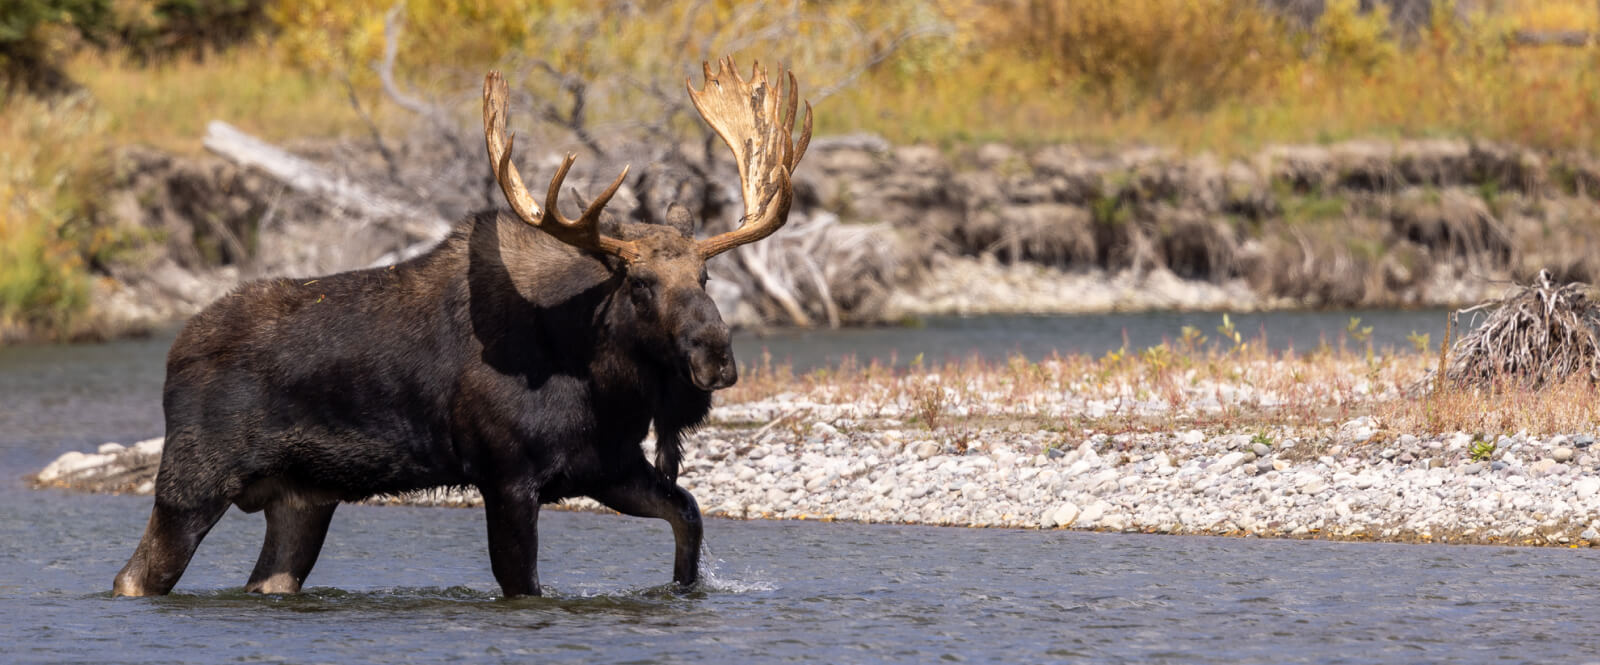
481,483,542,597
592,461,703,588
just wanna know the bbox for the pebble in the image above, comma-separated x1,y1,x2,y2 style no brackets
34,418,1600,546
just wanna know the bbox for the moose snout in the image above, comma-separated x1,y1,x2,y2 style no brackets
683,318,736,391
687,343,737,391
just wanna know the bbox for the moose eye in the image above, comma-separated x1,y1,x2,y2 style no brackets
630,278,655,297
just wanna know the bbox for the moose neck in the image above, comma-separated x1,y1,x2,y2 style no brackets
460,212,705,411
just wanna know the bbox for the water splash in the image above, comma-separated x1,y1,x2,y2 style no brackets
698,543,777,594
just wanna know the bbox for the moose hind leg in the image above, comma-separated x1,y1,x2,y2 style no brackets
113,498,230,597
244,500,337,594
592,462,703,588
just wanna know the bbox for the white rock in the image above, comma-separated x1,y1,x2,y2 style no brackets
133,438,164,455
1050,502,1080,527
97,442,126,455
1079,500,1109,526
1577,478,1600,500
1214,452,1247,472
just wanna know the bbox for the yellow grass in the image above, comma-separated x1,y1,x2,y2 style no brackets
66,45,389,154
0,93,102,339
725,331,1600,441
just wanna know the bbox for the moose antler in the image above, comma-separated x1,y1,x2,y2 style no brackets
483,71,639,261
688,57,813,259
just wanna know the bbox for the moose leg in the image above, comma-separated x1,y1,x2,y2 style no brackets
113,498,229,596
244,501,337,594
591,462,703,588
482,484,542,597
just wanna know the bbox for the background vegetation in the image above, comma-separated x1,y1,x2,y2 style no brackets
4,0,1599,339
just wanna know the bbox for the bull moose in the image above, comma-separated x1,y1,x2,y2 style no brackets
112,57,811,598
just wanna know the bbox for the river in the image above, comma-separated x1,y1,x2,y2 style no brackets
7,311,1600,664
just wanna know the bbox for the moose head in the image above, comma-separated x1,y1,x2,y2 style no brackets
481,57,812,391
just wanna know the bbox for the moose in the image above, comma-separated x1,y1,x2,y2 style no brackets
112,57,811,598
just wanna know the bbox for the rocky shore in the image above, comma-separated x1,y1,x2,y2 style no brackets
33,353,1600,548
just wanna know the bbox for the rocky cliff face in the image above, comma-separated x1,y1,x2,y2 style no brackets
798,136,1600,313
83,135,1600,336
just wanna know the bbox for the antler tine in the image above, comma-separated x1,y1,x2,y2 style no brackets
544,153,578,226
483,71,544,225
579,164,630,224
482,71,639,262
791,75,812,168
689,56,814,260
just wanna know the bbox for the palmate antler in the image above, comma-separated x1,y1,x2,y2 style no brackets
688,57,813,259
482,71,640,262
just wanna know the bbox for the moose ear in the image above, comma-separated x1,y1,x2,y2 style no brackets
664,203,695,238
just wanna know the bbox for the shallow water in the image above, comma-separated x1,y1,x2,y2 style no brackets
7,311,1598,665
740,308,1461,369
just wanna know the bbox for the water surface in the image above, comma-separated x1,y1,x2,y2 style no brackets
5,311,1595,665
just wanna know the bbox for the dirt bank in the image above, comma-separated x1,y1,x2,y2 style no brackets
73,135,1600,337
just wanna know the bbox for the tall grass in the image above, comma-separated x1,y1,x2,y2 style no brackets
0,93,104,340
33,0,1600,153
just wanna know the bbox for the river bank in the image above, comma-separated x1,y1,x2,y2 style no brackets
34,133,1597,345
32,348,1600,547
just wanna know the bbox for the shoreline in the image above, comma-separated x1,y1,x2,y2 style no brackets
31,351,1600,548
31,421,1600,548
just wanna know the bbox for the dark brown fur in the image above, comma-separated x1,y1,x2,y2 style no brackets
113,209,733,597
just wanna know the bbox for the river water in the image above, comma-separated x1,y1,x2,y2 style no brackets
6,311,1600,664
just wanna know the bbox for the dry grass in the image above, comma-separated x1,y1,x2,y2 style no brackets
176,0,1600,152
1384,374,1600,438
66,45,391,154
723,321,1600,441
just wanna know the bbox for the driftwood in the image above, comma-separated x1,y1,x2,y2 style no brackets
1445,270,1600,387
202,121,449,266
714,210,900,328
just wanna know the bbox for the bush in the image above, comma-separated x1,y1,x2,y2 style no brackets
2,0,272,93
112,0,271,61
0,92,106,339
0,0,108,93
1008,0,1289,116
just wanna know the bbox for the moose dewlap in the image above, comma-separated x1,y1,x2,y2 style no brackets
112,57,811,598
